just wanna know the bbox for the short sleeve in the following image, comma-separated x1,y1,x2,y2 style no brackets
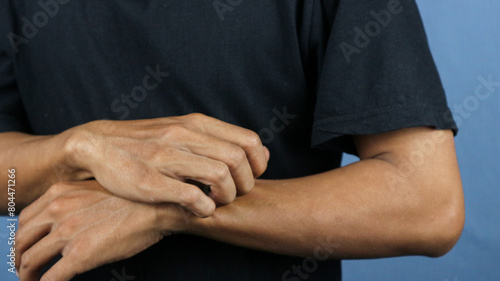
311,0,457,155
0,6,30,133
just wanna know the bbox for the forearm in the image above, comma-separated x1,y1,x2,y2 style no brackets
187,158,463,259
0,130,91,212
2,114,271,217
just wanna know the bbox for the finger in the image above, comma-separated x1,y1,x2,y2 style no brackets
158,150,237,203
15,218,52,272
264,146,270,161
167,126,255,195
39,257,79,281
134,175,216,217
18,191,55,229
19,234,66,281
18,181,103,228
183,114,269,177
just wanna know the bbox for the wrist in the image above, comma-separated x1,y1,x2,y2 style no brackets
184,182,268,236
154,204,200,235
184,207,218,236
60,124,95,181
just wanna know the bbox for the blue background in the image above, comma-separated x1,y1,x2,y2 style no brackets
1,0,499,280
342,0,500,280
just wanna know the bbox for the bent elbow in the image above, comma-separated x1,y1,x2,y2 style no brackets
420,196,465,258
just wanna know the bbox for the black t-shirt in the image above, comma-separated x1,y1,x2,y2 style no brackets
0,0,456,280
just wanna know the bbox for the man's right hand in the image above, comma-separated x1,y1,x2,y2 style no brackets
65,113,269,217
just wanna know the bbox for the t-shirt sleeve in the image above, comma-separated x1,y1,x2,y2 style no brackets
311,0,457,155
0,6,30,133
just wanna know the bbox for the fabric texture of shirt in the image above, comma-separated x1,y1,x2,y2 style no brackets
0,0,457,280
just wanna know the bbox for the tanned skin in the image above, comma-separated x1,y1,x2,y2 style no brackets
0,114,463,281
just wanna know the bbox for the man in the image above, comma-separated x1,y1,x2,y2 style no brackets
0,0,464,280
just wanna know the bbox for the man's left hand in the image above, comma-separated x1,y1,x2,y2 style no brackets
15,180,188,281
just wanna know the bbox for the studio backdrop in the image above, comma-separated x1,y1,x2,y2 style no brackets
343,1,500,280
1,1,499,281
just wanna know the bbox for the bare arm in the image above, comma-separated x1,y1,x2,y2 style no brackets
185,127,465,258
15,127,464,281
1,114,269,216
0,130,91,212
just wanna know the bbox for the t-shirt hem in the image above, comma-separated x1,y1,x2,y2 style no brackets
311,104,458,155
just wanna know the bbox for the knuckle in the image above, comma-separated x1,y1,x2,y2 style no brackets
211,163,231,182
153,148,180,167
243,131,262,149
164,123,189,138
150,151,174,168
178,188,202,207
184,112,206,122
64,242,89,266
55,221,76,238
47,197,68,215
18,211,28,227
16,229,26,246
47,182,67,196
226,146,246,168
20,252,32,270
65,241,83,256
135,174,163,199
